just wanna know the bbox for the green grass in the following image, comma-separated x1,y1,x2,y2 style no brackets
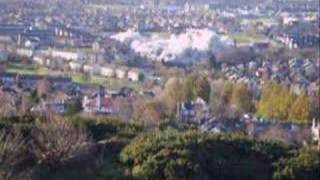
5,62,143,91
241,18,274,25
229,32,266,44
71,73,143,91
6,63,49,76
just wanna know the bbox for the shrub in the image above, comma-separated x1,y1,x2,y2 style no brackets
120,130,288,180
273,148,320,180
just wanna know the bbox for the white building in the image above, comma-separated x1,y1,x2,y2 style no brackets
116,67,128,79
128,69,142,82
69,61,83,71
101,66,115,78
82,89,113,114
33,55,46,65
312,118,320,143
83,64,101,75
16,48,33,57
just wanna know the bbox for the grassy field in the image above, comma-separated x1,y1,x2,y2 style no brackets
241,18,275,26
5,62,143,91
71,73,143,91
229,32,267,44
6,63,50,76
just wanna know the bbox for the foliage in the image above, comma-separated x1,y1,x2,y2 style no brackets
165,74,211,115
164,77,186,115
194,74,211,103
137,100,168,126
288,93,311,123
69,117,144,141
66,98,83,116
29,90,40,105
273,148,320,180
210,81,254,118
230,83,255,113
120,129,288,180
257,81,311,123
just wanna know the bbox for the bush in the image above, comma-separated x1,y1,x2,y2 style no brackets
273,148,320,180
69,117,144,141
120,130,288,180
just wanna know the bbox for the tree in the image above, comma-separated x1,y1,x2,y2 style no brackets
257,82,296,121
289,93,311,123
0,92,17,117
0,130,25,179
230,83,255,114
195,74,211,103
31,119,93,168
138,100,167,127
29,90,40,105
274,149,320,180
120,130,287,180
37,78,51,100
164,78,186,115
66,98,83,116
183,74,197,102
210,80,233,118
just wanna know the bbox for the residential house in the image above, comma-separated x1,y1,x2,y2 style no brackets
83,64,101,75
101,65,115,78
128,69,143,82
69,61,83,72
115,67,128,79
177,97,210,123
16,48,33,57
82,87,113,114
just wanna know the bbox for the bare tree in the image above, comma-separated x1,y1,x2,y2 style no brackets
0,91,18,117
37,78,51,100
0,130,25,179
31,118,93,168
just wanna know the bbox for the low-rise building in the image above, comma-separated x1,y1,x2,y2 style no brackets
69,61,83,72
128,69,143,82
101,66,115,78
115,67,128,79
82,87,113,114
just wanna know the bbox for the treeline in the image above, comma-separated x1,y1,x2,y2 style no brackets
0,115,319,180
257,81,314,123
162,73,318,123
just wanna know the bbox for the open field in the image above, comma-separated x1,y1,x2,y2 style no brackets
229,32,267,44
5,62,143,91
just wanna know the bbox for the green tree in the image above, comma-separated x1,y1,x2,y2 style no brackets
29,90,40,105
120,130,287,180
274,149,320,180
66,98,83,116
